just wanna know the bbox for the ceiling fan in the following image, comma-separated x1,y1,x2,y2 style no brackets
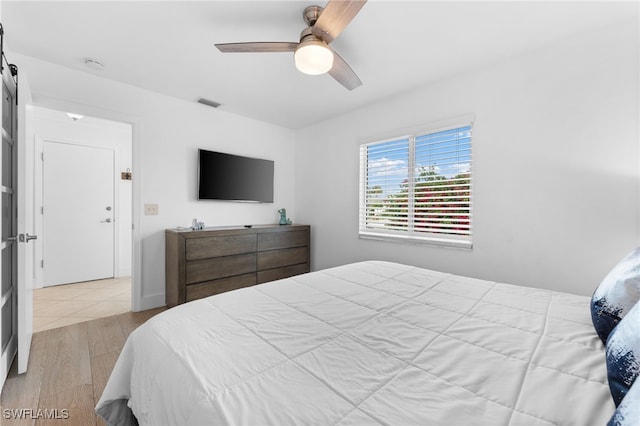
215,0,367,90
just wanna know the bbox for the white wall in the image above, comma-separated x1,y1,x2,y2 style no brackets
11,52,296,310
295,20,640,297
32,106,133,282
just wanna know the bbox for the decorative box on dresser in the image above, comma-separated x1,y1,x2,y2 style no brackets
165,224,310,307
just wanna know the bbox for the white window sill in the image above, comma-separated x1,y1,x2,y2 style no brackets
359,231,473,250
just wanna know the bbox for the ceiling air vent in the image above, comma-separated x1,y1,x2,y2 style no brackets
196,97,221,109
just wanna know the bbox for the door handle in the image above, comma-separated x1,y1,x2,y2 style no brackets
101,218,113,223
7,234,37,243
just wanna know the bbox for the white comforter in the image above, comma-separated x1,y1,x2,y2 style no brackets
96,261,614,425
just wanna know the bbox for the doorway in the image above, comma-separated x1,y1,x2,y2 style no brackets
32,107,133,328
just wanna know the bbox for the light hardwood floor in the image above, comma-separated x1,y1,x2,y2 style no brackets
0,308,166,425
33,278,131,333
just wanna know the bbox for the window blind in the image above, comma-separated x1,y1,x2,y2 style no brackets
359,124,472,247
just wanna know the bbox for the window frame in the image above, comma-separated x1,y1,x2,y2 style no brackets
358,117,474,249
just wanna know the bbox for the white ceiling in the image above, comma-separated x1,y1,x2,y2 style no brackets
3,1,638,129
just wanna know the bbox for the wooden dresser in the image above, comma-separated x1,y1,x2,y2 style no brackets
165,224,310,307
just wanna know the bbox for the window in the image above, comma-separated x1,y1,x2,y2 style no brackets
359,121,473,248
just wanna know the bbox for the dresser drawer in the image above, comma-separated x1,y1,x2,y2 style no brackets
186,253,256,284
186,234,257,260
257,247,308,270
186,273,257,302
258,229,308,251
257,263,309,284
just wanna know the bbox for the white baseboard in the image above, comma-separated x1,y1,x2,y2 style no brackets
117,269,132,278
136,293,166,312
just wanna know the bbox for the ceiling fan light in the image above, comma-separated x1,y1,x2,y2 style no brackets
294,40,334,75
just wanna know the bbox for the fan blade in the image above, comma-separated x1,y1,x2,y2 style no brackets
329,49,362,90
312,0,367,43
215,42,298,53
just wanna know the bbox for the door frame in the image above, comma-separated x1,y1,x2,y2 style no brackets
40,140,118,286
29,98,141,311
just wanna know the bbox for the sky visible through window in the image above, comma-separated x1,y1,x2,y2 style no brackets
366,126,471,197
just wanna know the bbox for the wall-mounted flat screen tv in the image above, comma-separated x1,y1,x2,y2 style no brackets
198,149,274,203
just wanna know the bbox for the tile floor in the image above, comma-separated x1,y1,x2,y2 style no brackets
33,277,131,332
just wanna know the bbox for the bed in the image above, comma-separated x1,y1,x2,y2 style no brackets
96,260,617,425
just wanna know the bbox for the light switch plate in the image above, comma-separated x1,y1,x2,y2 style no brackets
144,204,159,215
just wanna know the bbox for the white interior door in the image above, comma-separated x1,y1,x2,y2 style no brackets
17,69,35,374
43,142,114,286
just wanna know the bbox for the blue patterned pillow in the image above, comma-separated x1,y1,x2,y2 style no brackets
591,247,640,343
608,377,639,426
606,301,640,406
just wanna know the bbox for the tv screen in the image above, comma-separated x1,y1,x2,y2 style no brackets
198,149,274,203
